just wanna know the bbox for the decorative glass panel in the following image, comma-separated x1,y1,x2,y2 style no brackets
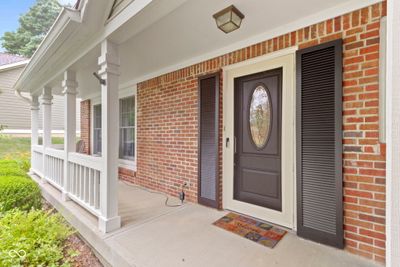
249,85,271,148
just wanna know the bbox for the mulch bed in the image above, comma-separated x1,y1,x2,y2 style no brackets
64,234,103,267
42,199,103,267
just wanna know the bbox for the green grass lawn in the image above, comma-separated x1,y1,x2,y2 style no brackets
0,136,64,159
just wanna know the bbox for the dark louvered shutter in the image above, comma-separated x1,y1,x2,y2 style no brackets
198,74,219,208
296,39,343,248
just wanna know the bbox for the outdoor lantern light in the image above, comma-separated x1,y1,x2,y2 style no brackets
213,5,244,34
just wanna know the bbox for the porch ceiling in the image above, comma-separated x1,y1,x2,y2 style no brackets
116,0,380,86
15,0,380,98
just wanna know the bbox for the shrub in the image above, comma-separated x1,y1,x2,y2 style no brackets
0,175,42,212
0,209,74,266
16,156,31,173
0,160,27,176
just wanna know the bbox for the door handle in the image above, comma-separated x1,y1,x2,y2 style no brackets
234,136,237,154
225,137,230,148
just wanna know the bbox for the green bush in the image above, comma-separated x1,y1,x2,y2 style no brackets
0,209,74,266
0,160,27,176
0,175,42,212
17,157,31,173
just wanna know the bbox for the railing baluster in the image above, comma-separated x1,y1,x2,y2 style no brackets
94,171,100,209
74,163,78,195
89,168,94,206
80,165,84,198
84,167,88,203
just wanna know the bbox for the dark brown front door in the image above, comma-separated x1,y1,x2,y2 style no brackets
234,68,282,211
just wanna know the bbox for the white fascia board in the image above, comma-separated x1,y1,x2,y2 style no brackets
13,3,85,93
0,60,29,73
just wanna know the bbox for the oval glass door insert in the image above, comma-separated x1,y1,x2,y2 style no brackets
249,85,271,149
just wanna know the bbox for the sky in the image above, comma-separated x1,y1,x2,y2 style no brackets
0,0,76,52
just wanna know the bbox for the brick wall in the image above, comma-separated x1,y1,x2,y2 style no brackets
80,100,91,154
119,167,136,182
84,1,387,263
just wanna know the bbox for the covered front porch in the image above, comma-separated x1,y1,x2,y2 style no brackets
15,0,395,264
31,175,378,267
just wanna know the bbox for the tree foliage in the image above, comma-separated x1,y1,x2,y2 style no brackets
1,0,62,57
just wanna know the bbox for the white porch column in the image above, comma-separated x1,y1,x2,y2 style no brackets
30,95,40,174
62,70,78,201
42,86,53,183
386,0,400,266
98,39,121,233
30,95,40,146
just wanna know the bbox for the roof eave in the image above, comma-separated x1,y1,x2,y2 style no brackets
14,3,86,93
0,60,29,73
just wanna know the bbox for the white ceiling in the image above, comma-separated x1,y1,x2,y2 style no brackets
117,0,371,85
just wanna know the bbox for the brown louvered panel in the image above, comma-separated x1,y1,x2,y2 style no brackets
198,74,219,208
296,40,343,248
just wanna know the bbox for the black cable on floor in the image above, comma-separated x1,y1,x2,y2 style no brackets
122,181,184,208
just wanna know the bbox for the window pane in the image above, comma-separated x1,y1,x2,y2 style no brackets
93,104,102,155
119,96,135,160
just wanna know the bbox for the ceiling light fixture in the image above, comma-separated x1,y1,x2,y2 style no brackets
213,5,244,34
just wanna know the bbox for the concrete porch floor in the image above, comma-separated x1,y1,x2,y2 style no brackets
33,176,380,267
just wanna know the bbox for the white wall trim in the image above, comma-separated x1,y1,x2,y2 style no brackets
89,87,137,172
222,50,296,229
386,0,400,265
118,0,380,89
222,47,298,71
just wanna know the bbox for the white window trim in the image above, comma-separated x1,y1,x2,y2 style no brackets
90,86,137,171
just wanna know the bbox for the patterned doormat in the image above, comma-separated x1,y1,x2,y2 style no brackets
213,212,287,248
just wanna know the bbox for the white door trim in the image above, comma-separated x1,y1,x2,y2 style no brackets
222,48,296,229
386,0,400,265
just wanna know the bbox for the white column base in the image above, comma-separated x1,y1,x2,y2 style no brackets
98,215,121,233
61,191,71,202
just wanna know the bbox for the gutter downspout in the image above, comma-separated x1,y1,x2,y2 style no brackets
15,90,33,105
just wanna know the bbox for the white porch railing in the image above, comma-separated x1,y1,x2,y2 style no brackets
44,147,65,190
67,153,102,216
30,148,103,221
29,41,121,233
31,145,44,177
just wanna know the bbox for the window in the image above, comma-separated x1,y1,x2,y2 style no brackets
92,96,135,161
119,96,135,160
93,104,102,155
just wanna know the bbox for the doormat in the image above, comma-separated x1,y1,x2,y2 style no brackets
213,212,287,248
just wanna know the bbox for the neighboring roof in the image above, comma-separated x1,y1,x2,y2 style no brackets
0,53,27,66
